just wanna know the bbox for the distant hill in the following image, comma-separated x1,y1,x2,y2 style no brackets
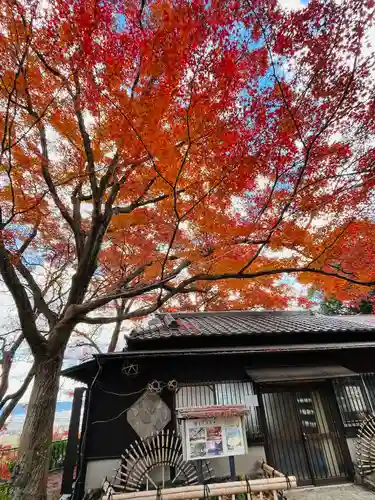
11,401,73,416
0,401,73,446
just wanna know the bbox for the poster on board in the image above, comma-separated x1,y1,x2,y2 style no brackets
183,416,247,461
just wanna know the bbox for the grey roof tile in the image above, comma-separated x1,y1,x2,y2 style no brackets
129,311,375,341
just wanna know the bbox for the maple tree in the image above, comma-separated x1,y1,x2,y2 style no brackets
1,0,375,497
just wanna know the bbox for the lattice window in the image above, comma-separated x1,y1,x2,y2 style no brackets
176,381,263,442
333,373,375,428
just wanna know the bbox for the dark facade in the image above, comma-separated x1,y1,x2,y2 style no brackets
62,311,375,497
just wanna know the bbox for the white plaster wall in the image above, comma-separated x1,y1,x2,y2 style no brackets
208,445,265,478
236,445,266,476
85,459,119,490
346,437,357,464
84,446,266,491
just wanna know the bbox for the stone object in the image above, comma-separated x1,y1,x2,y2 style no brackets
127,392,171,438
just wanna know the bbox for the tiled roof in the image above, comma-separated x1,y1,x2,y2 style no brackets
333,314,375,326
129,310,375,341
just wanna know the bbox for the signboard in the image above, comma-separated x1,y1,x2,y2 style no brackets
182,416,247,461
244,394,259,408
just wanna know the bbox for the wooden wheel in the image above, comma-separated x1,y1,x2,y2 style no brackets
112,430,214,492
357,413,375,476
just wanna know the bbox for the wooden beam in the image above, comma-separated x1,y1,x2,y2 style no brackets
261,462,285,478
104,476,297,500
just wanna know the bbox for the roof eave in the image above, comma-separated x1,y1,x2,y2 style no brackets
62,340,375,381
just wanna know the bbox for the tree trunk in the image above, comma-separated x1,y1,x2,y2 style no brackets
11,354,63,500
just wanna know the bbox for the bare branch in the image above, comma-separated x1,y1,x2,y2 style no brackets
100,90,174,188
72,72,99,202
72,330,102,354
72,259,191,319
0,238,47,358
113,190,183,215
18,217,41,255
107,298,130,353
14,258,58,328
22,81,84,254
0,364,35,430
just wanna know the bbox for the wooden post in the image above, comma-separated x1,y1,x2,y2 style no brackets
61,387,85,494
228,456,236,480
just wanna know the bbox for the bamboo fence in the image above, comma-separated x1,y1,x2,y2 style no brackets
104,463,296,500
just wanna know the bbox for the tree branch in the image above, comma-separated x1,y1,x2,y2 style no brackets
107,298,130,353
14,258,58,328
72,331,102,354
72,72,99,202
0,364,35,430
22,88,84,256
18,218,41,255
0,238,47,359
112,190,183,215
78,265,375,324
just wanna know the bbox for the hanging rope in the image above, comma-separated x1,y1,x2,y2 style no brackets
284,473,291,489
156,484,163,500
261,460,267,478
245,475,253,499
203,483,211,499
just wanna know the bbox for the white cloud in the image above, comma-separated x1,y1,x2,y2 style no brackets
255,175,270,190
262,247,299,259
278,0,304,10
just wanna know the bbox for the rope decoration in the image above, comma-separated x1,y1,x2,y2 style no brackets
167,379,178,391
121,361,139,376
147,379,162,394
147,379,178,393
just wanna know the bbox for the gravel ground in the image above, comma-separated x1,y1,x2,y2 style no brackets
285,483,375,500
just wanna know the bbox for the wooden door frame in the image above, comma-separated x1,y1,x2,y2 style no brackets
256,382,354,486
323,381,355,481
256,384,314,486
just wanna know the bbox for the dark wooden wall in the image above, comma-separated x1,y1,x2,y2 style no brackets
83,347,375,459
84,354,246,459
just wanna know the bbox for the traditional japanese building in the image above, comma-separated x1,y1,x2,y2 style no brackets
61,310,375,498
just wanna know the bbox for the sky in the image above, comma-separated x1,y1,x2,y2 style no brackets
0,0,335,441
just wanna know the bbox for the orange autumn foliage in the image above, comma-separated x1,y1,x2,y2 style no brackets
0,0,375,324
